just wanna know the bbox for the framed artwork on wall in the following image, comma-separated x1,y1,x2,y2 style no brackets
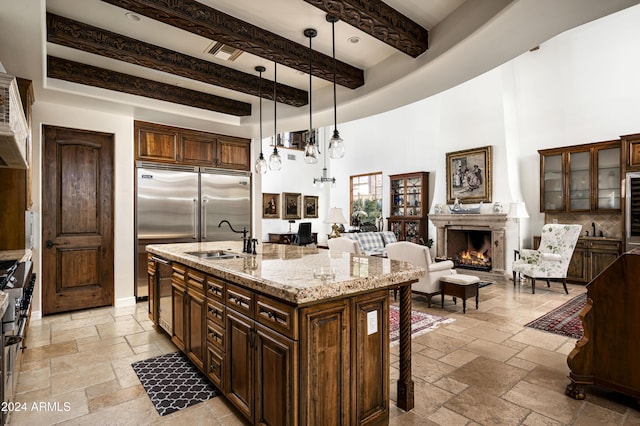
303,195,318,218
446,146,492,204
262,193,280,218
282,192,301,219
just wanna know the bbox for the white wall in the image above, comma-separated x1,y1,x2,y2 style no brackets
297,4,640,258
27,4,640,316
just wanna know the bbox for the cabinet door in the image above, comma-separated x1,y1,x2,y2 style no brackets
299,299,350,425
405,176,423,216
568,150,591,211
595,146,621,211
353,292,389,425
136,126,178,162
589,241,622,279
624,134,640,171
567,244,588,284
181,134,215,166
187,286,206,371
390,178,406,216
541,153,564,211
255,324,297,426
171,282,186,351
226,309,254,420
216,138,251,170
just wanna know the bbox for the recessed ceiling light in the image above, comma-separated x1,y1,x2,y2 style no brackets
348,36,360,44
125,12,141,22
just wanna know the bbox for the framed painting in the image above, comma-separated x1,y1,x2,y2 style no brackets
446,146,492,204
282,192,301,219
303,195,318,218
262,193,280,218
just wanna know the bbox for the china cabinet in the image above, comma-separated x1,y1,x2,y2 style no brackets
539,140,621,213
388,172,430,244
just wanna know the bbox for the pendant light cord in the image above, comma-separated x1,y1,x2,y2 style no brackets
331,19,337,133
308,33,313,146
273,63,277,143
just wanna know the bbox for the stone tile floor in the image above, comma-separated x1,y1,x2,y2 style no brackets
9,278,640,425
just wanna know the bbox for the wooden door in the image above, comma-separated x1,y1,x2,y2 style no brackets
42,126,114,314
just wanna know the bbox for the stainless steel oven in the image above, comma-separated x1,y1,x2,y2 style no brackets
626,172,640,252
0,259,34,425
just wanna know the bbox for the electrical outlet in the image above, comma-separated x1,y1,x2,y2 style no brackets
552,219,558,224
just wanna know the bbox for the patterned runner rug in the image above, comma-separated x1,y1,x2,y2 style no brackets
524,293,587,339
389,305,454,345
132,352,221,416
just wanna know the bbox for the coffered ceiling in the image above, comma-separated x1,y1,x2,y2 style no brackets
1,0,639,136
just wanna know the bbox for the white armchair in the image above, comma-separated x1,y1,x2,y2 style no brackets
512,223,582,294
386,241,456,307
327,237,362,255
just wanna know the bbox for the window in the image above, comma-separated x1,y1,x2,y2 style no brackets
350,172,383,227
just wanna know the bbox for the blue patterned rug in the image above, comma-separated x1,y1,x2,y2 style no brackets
132,352,220,416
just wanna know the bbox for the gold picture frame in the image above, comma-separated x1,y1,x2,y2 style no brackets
446,146,492,204
282,192,301,219
262,193,280,218
303,195,318,218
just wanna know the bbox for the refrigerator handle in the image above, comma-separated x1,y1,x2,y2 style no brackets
202,197,208,240
192,199,198,239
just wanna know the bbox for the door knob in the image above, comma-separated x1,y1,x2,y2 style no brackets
45,240,59,249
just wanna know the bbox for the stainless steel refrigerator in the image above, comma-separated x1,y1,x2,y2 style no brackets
135,161,251,299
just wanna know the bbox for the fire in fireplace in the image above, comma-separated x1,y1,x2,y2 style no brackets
447,229,492,271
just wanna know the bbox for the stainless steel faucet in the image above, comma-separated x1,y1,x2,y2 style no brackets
218,220,251,253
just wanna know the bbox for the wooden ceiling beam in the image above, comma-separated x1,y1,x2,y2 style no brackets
100,0,365,89
303,0,429,57
47,13,308,107
47,56,252,116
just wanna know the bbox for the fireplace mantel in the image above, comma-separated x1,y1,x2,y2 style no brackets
430,213,510,278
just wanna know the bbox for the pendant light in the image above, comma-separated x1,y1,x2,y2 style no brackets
326,15,345,159
254,65,267,175
269,62,282,171
303,28,319,164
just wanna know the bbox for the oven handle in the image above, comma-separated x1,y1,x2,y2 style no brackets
4,314,27,347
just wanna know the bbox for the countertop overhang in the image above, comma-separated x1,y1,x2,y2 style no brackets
146,241,424,305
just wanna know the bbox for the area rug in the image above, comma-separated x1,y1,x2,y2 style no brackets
478,281,493,288
389,305,454,345
132,352,221,416
524,293,587,339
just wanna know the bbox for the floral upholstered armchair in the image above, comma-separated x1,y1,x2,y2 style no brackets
512,223,582,294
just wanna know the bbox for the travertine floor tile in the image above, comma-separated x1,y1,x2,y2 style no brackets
502,381,582,424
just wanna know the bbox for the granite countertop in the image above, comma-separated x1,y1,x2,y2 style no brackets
0,249,32,263
146,241,424,305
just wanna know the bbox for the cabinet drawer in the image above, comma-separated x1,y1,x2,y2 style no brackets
207,318,225,350
207,299,225,326
206,343,224,390
172,264,187,282
226,283,254,318
256,295,298,340
207,276,225,301
187,268,206,293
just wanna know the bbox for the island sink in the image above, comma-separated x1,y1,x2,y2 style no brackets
185,250,243,259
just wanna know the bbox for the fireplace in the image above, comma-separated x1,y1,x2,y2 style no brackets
430,213,510,278
447,229,492,271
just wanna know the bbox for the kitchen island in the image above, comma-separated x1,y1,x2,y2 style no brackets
146,241,423,425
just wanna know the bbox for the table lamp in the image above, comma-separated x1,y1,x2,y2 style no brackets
327,207,347,238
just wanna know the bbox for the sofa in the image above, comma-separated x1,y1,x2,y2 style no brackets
342,231,398,256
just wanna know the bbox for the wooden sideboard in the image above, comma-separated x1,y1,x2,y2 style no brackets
268,232,318,245
566,251,640,401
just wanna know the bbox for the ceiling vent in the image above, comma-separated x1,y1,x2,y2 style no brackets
206,41,243,61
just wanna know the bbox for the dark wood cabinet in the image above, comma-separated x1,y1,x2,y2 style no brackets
622,132,640,172
135,121,250,170
535,236,622,284
539,140,621,212
164,261,391,425
387,172,430,244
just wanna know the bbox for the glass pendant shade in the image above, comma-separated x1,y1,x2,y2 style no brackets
329,130,344,159
255,152,267,174
304,141,318,163
269,148,282,171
